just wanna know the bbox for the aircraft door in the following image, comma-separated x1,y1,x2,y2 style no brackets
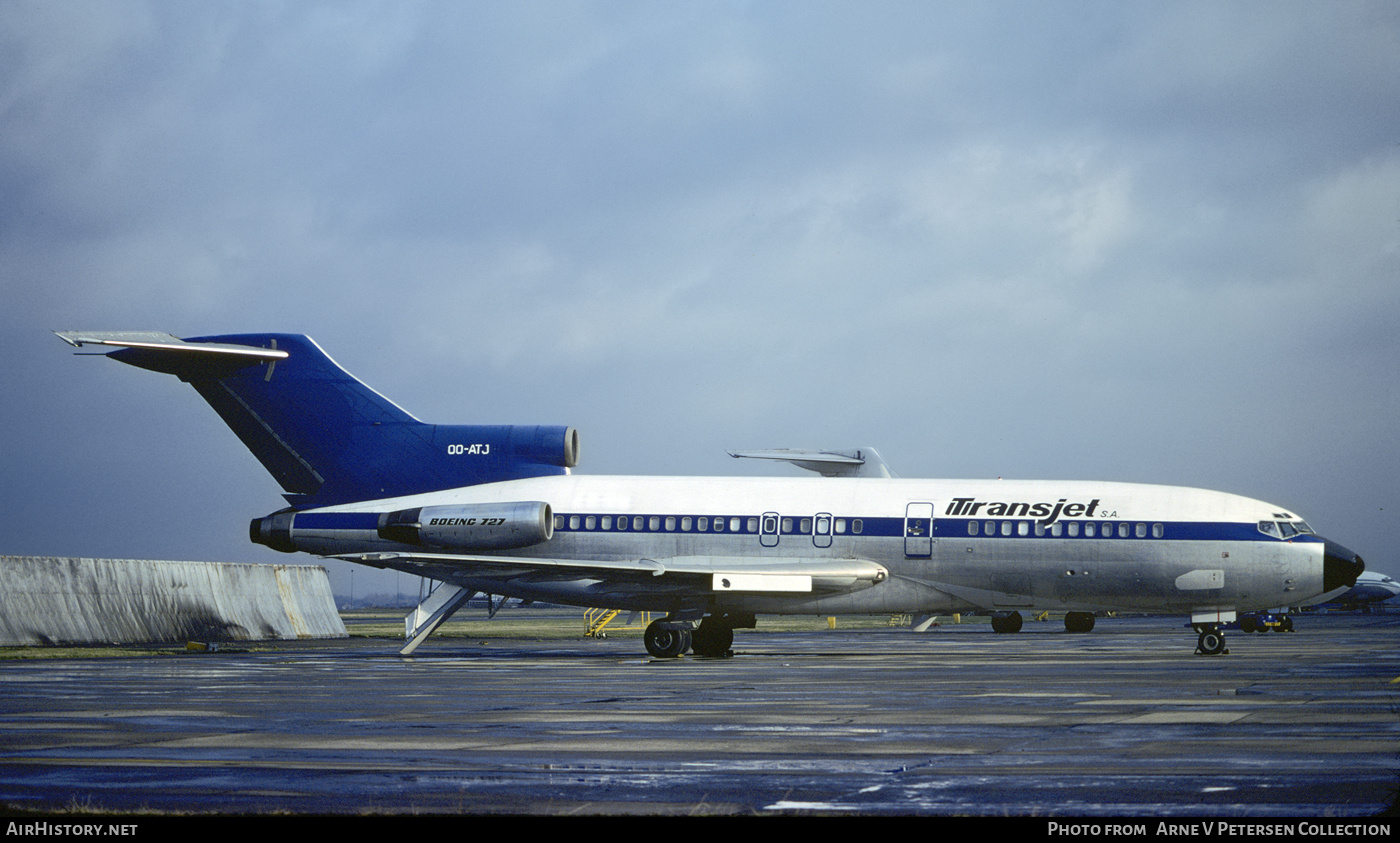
760,511,780,548
905,502,934,558
813,512,833,548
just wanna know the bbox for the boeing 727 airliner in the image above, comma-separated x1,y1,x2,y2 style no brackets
57,331,1365,658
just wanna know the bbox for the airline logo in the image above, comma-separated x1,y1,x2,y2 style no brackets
945,497,1101,526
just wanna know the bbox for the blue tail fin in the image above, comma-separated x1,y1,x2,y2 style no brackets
82,332,578,507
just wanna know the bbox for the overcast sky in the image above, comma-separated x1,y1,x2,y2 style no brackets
2,1,1396,602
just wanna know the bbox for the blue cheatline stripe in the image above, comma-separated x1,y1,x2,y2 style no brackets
293,508,1327,545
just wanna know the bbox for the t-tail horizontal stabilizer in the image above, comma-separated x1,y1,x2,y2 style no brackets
56,331,579,507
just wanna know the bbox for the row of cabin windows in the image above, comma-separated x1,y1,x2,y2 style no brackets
556,515,865,535
554,514,1164,539
968,520,1165,539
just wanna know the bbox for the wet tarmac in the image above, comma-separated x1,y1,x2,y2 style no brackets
1,613,1397,816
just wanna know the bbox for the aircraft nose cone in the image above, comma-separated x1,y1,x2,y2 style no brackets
1322,540,1364,593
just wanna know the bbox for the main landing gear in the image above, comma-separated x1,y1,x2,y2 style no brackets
643,613,752,658
990,611,1023,633
990,611,1097,633
1064,611,1096,633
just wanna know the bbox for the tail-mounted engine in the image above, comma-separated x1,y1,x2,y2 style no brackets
251,501,553,554
378,501,553,550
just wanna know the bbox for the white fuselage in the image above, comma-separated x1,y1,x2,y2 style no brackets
288,474,1331,621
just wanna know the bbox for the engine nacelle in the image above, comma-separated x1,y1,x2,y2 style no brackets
378,501,553,550
251,500,554,554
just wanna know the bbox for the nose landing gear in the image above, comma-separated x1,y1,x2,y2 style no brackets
1194,625,1229,656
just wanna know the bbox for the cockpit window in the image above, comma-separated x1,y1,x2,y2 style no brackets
1258,519,1314,539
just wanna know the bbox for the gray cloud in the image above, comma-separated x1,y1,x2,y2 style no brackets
3,1,1396,597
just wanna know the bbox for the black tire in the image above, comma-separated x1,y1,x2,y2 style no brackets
992,612,1023,633
691,621,734,658
1197,629,1226,656
644,621,692,658
1065,612,1095,633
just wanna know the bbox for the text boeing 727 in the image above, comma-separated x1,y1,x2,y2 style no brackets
57,331,1365,657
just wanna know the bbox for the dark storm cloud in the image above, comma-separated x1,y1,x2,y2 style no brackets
2,1,1395,597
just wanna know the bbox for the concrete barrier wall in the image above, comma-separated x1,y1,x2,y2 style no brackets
0,557,348,645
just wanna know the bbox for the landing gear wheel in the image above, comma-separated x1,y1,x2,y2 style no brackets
644,621,692,658
991,611,1023,633
1064,611,1095,633
1239,615,1257,633
691,619,735,658
1280,616,1294,632
1196,628,1227,656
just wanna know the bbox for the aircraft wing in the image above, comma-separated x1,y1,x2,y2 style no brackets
332,551,888,595
728,447,896,478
